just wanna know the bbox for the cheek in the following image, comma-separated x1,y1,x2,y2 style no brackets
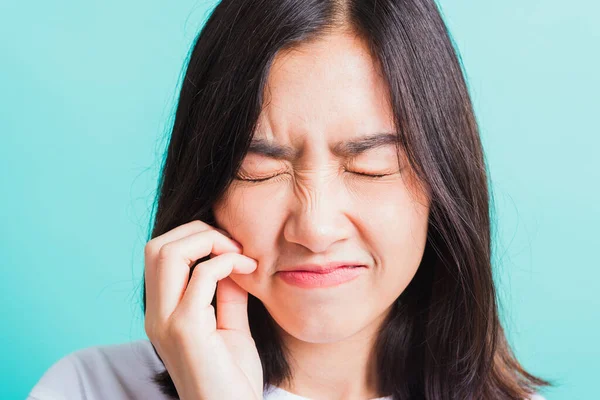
357,184,430,292
213,185,287,298
214,184,286,253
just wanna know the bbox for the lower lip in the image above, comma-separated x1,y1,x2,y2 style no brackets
277,266,365,289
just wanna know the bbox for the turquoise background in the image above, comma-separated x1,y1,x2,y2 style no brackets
1,1,597,399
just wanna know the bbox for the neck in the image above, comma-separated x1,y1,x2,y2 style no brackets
275,306,392,400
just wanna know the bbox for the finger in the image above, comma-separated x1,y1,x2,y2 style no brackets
151,229,244,322
177,253,257,317
216,276,251,333
145,220,239,316
148,219,238,251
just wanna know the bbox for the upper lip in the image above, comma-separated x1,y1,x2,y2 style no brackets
280,262,367,273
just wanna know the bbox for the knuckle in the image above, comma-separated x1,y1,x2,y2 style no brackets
157,242,177,262
191,219,209,230
193,263,215,282
144,240,157,259
207,229,220,240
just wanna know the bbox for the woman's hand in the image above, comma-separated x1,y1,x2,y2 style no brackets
144,220,263,400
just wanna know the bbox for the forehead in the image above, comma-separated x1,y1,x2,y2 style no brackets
255,31,395,148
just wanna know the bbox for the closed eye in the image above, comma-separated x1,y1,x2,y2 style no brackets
234,173,284,183
350,171,393,178
235,170,394,183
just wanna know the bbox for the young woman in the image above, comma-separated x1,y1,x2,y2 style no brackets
28,0,553,399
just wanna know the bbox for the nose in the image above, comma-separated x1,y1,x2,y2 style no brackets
282,176,351,253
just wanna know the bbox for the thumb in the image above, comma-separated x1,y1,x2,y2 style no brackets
215,276,251,334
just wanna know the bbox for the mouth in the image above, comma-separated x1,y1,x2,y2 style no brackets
277,265,366,289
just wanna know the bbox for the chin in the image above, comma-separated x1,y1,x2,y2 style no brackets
244,279,392,343
264,302,372,344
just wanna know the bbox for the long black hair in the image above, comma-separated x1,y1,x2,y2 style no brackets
142,0,554,398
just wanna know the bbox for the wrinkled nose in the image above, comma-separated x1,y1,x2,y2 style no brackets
282,175,351,253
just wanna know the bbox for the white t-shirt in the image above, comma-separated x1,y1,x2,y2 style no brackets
27,339,545,400
26,339,393,400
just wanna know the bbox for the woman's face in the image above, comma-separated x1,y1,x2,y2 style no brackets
213,32,430,343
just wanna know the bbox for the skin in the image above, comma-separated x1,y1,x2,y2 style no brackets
213,31,431,400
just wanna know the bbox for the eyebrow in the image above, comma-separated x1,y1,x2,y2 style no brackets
247,132,400,161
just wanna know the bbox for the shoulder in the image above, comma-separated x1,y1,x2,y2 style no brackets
27,339,168,400
529,394,547,400
263,384,310,400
